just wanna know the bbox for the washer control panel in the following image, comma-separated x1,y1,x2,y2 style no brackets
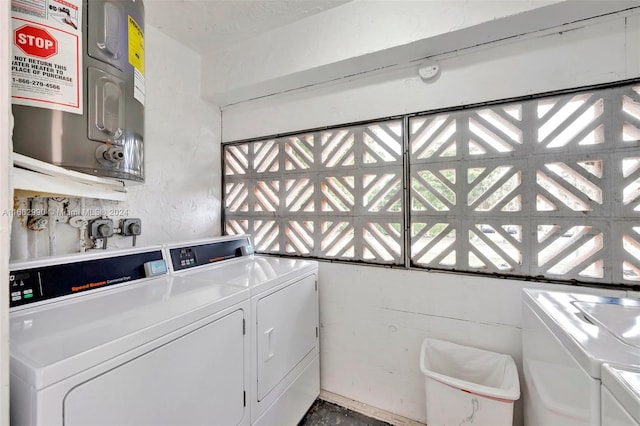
176,247,197,268
9,250,164,308
9,271,37,304
170,238,252,271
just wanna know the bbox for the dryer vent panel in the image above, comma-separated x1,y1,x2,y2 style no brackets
11,0,145,182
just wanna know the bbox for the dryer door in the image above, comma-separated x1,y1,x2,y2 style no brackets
63,309,245,426
256,274,318,401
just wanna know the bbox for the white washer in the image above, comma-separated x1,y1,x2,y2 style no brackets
10,246,251,426
602,364,640,426
522,289,640,426
166,237,320,426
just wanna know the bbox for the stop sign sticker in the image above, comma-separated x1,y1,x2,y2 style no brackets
14,25,58,59
11,0,83,115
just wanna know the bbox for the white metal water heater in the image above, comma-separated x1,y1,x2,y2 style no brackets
10,0,145,182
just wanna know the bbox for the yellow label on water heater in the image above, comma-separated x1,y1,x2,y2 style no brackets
128,15,144,75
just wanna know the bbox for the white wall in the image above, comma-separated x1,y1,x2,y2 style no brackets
221,11,640,425
203,1,640,106
319,263,628,424
124,25,222,245
10,25,222,259
223,14,639,141
204,0,576,105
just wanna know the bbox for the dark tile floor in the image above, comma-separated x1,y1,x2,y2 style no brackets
298,400,391,426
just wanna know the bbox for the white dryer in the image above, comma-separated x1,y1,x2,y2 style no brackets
602,364,640,426
9,246,251,426
166,236,320,426
522,289,640,426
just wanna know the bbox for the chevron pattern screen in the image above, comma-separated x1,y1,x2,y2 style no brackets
223,83,640,285
224,120,404,264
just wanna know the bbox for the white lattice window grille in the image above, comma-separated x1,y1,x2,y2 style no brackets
410,84,640,284
224,83,640,285
224,120,405,265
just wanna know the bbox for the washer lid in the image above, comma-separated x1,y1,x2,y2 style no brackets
573,301,640,348
602,364,640,424
523,289,640,378
10,275,248,389
177,255,318,296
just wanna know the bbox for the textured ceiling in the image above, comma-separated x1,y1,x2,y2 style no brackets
145,0,350,54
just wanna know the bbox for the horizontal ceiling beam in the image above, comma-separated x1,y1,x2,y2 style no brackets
202,0,640,107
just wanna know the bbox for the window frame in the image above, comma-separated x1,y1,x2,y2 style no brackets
222,79,640,288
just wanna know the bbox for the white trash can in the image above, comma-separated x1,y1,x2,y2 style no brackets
419,338,520,426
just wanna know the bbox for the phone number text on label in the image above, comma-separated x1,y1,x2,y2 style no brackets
13,78,61,90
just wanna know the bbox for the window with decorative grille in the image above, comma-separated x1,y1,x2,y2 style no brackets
224,120,405,264
223,83,640,285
